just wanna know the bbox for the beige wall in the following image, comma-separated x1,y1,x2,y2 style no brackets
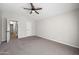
36,9,79,48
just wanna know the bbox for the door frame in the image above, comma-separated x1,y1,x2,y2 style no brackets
6,20,18,43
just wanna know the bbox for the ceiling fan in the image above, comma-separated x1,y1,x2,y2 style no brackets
24,3,42,14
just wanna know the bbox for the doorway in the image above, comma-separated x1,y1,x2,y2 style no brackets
10,21,18,40
7,20,18,42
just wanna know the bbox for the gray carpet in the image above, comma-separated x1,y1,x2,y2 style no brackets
0,36,79,55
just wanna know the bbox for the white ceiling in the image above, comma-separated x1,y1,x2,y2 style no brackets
1,3,79,20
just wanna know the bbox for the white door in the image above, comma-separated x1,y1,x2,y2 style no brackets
6,20,10,43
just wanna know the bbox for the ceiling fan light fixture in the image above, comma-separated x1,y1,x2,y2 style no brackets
32,11,35,13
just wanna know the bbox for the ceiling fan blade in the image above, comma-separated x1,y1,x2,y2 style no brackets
30,3,35,9
35,8,42,10
34,10,39,14
24,8,31,10
24,3,42,14
30,10,32,14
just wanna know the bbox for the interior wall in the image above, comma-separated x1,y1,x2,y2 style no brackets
2,17,7,41
36,9,79,48
17,18,35,38
1,13,35,42
0,3,36,42
0,4,2,44
0,12,2,44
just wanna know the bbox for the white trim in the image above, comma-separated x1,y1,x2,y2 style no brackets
37,35,79,49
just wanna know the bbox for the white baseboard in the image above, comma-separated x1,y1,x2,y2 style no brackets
37,35,79,49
